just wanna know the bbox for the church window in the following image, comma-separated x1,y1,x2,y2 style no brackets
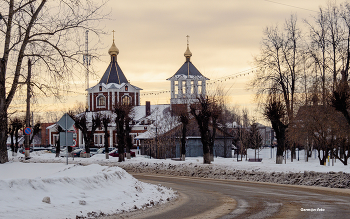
122,95,131,105
97,95,106,107
182,81,186,97
125,85,128,91
99,86,102,91
198,81,202,95
174,81,178,97
191,81,194,94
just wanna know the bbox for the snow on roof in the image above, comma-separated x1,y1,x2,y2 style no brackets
132,104,170,122
87,82,142,92
135,105,181,140
136,130,155,139
46,123,76,131
48,104,175,133
46,124,57,130
167,61,209,80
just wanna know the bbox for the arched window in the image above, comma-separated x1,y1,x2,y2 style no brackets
122,95,131,105
97,95,106,107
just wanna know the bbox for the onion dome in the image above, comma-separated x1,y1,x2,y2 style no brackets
184,45,192,58
108,41,119,56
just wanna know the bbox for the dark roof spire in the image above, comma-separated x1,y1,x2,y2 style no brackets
99,33,128,84
167,36,209,80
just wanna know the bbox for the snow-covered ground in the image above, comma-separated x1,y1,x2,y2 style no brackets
2,148,349,218
0,155,176,219
18,148,350,174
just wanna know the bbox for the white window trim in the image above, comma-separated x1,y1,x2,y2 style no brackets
121,94,131,105
96,94,106,108
94,133,104,147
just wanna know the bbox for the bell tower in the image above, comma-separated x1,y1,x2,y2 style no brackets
167,36,209,112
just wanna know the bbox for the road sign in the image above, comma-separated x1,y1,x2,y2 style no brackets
59,132,74,146
73,139,77,147
57,113,75,131
24,127,32,135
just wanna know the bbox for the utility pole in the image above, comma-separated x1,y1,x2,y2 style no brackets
83,30,91,110
24,59,31,159
32,111,34,148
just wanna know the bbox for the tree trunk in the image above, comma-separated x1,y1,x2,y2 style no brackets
203,152,211,164
292,146,296,160
275,136,285,164
0,10,10,164
118,153,125,162
14,130,19,156
276,155,283,164
55,140,60,157
255,148,257,160
181,121,187,161
340,146,344,159
0,108,8,163
104,129,109,159
10,131,14,157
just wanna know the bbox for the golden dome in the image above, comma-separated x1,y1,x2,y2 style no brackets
108,41,119,56
184,45,192,57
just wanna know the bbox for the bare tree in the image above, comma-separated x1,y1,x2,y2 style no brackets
8,117,23,156
249,122,263,161
252,15,303,164
171,104,190,161
264,96,288,164
101,114,111,159
190,95,222,164
114,103,133,162
0,1,107,163
179,112,189,161
70,112,101,158
125,112,134,159
55,125,63,157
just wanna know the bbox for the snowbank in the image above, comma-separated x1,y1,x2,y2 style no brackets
0,162,176,219
117,162,350,188
21,148,350,173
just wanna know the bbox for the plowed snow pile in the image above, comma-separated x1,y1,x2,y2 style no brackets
0,162,176,219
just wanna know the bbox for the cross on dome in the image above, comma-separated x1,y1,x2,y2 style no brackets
184,35,192,60
108,30,119,56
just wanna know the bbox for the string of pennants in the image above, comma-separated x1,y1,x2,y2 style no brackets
140,68,258,97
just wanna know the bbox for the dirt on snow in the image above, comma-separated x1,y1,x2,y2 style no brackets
109,162,350,189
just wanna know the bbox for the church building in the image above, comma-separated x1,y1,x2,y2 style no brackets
47,36,223,157
87,37,142,112
167,37,209,113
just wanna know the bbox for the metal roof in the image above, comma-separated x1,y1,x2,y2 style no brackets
99,56,128,84
167,61,209,80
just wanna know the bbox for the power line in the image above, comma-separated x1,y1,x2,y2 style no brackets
140,68,257,97
264,0,318,13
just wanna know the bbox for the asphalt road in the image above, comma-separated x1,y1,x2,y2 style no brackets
103,173,350,219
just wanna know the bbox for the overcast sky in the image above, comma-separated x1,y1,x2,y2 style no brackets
29,0,330,122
